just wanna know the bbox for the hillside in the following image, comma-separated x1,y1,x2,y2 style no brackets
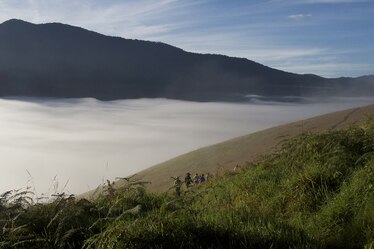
1,115,373,248
125,104,374,193
0,19,373,101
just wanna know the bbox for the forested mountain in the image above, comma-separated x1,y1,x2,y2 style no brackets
0,19,373,101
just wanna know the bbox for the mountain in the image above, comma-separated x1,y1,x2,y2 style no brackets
1,19,373,101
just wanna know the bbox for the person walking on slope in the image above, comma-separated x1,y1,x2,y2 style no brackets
184,172,193,188
171,176,182,196
193,173,199,185
200,174,206,184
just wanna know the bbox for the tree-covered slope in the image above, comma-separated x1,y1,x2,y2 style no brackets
1,19,373,101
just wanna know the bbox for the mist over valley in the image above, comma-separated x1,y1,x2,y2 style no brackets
0,97,372,194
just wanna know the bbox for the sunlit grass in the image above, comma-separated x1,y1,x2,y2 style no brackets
0,117,373,248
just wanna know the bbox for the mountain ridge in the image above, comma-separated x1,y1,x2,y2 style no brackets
1,19,373,101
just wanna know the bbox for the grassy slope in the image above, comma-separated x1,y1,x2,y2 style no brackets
1,115,373,248
119,104,374,193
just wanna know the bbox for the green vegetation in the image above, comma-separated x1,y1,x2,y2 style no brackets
1,118,373,248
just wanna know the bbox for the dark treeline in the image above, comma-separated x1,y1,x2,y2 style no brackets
1,19,374,102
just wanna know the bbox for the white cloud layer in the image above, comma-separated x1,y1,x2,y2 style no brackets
288,14,312,20
0,97,373,195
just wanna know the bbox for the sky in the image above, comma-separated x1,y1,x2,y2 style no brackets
0,0,373,77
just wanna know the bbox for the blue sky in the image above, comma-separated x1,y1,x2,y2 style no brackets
0,0,373,77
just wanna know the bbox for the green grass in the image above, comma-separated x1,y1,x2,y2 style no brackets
1,118,373,248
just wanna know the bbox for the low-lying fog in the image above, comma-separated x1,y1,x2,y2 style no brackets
0,97,372,195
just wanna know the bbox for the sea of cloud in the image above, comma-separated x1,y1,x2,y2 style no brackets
0,97,372,195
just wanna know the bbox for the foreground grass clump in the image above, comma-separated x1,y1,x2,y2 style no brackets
200,119,374,249
0,118,373,248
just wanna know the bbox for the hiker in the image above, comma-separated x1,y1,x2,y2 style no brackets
184,172,193,188
200,174,206,184
171,176,182,196
193,173,199,185
234,164,242,172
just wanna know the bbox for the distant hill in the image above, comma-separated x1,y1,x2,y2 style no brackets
0,19,373,101
119,104,374,193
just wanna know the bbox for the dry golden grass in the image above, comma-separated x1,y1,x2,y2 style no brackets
82,104,374,197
